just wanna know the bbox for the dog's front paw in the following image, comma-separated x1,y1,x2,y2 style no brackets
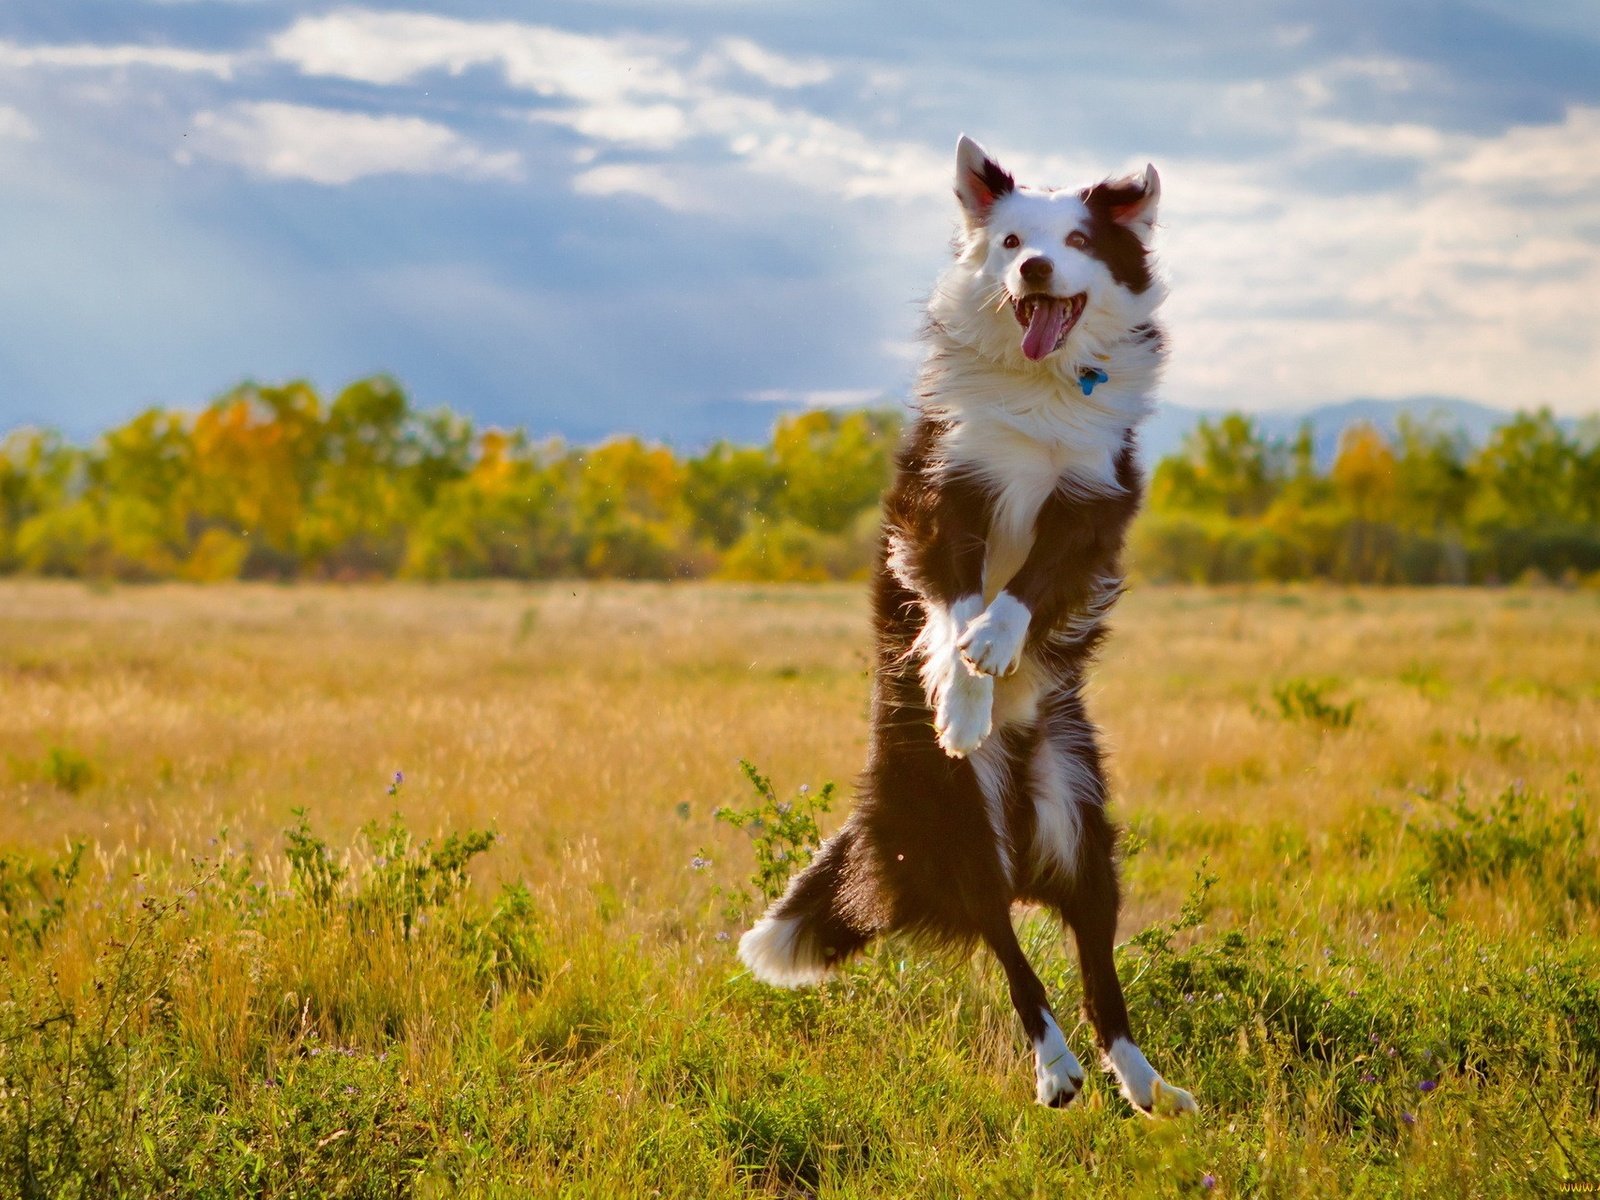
958,592,1030,677
935,667,993,758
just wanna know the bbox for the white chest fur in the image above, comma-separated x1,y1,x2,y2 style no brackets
924,360,1144,606
940,410,1125,603
980,436,1066,602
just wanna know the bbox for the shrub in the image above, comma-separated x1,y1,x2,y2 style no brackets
1271,679,1357,729
1409,781,1599,913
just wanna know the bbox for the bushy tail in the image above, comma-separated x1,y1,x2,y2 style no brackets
738,825,873,987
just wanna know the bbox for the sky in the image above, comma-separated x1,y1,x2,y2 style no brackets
1,1,1598,445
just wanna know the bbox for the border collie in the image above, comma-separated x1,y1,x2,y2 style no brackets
739,135,1195,1116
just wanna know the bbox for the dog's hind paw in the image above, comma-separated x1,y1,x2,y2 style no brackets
1147,1078,1199,1118
1107,1038,1198,1119
1039,1075,1083,1108
1034,1013,1085,1108
935,668,993,757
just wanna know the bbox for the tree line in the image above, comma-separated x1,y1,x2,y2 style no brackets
1142,411,1600,584
1,376,1595,585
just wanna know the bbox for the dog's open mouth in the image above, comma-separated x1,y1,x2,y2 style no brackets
1012,293,1086,361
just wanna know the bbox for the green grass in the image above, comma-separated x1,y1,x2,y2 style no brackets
1,582,1598,1196
5,782,1598,1197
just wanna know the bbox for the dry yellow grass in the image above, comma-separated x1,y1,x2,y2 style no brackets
3,581,1594,909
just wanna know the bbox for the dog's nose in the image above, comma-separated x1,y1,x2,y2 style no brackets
1019,256,1053,285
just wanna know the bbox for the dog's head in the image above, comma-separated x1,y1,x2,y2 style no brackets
933,135,1163,369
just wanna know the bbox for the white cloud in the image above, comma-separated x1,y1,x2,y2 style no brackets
1289,55,1426,108
572,163,695,211
1218,55,1435,138
1300,118,1456,160
272,10,940,204
184,102,522,185
0,105,37,141
271,11,686,101
0,38,237,77
745,388,887,407
703,37,831,89
534,101,689,149
1446,104,1600,196
1158,103,1600,413
658,92,942,201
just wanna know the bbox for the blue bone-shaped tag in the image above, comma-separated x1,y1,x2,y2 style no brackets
1079,368,1109,396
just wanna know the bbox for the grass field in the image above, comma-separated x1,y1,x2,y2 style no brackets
2,580,1598,1197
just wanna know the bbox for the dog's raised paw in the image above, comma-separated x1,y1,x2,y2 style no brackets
958,593,1030,677
935,669,993,757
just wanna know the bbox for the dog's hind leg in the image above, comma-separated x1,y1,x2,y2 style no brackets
1051,755,1197,1117
739,823,875,987
979,909,1085,1107
1024,693,1196,1116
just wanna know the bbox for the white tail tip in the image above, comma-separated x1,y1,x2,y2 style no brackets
737,915,833,987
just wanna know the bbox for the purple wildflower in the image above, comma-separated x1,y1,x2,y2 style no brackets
1418,1079,1437,1093
1201,1174,1216,1190
690,856,710,871
1361,1072,1376,1083
1400,1111,1416,1126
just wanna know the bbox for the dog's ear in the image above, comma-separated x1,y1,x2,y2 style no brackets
1086,164,1160,238
954,134,1014,226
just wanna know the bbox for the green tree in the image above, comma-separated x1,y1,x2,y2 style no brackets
684,442,780,549
770,409,898,534
1472,410,1578,526
403,431,574,579
1148,414,1285,518
568,437,695,579
1329,423,1399,583
0,431,81,571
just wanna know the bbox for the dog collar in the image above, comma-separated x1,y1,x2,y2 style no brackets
1078,367,1109,396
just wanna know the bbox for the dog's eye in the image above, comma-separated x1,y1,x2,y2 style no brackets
1065,230,1090,250
1002,234,1021,249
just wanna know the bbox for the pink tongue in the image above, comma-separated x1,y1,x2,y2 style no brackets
1021,298,1069,361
